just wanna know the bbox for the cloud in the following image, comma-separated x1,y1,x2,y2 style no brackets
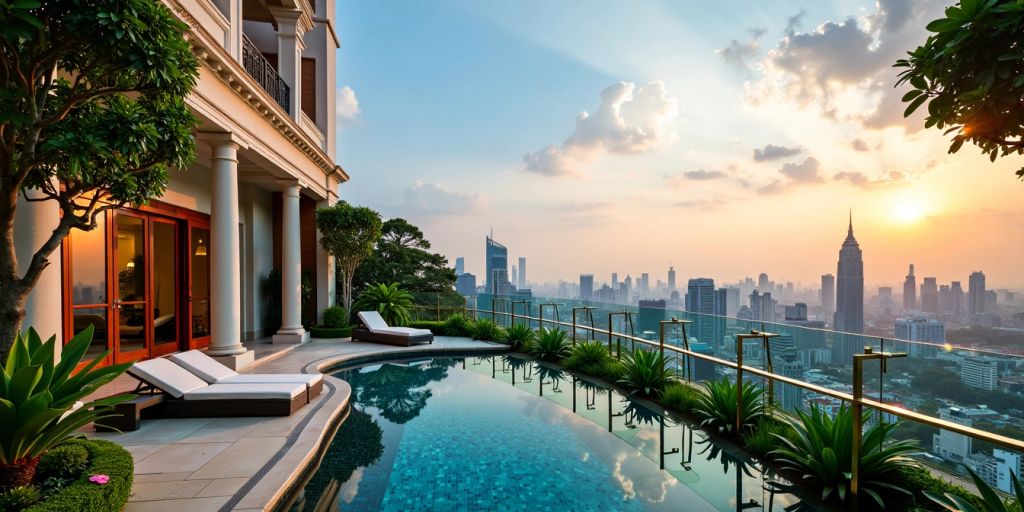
665,169,728,186
780,157,825,183
336,86,361,127
676,198,726,209
785,9,806,34
850,138,870,151
402,181,487,215
833,170,907,188
523,81,679,176
752,144,801,161
716,28,765,73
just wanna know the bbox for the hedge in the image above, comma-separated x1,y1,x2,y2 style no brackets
25,439,133,512
406,321,445,335
309,325,354,339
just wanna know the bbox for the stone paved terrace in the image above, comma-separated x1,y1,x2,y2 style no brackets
87,337,508,512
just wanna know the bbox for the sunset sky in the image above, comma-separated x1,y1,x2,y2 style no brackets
333,0,1024,290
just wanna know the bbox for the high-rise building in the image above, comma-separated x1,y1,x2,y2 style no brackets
758,273,770,292
775,356,805,411
895,317,944,358
784,303,808,320
638,299,666,339
921,277,939,313
667,266,676,292
969,271,986,320
623,275,633,303
903,264,917,311
485,235,508,290
878,286,896,316
611,273,618,290
640,273,650,297
688,341,717,382
994,449,1023,494
961,357,998,391
833,213,864,334
724,287,740,317
820,274,835,317
518,257,526,289
510,265,517,291
939,285,952,314
490,269,511,296
455,273,476,295
986,290,998,314
455,257,465,276
579,274,594,301
686,278,716,314
749,290,776,322
933,407,974,462
951,281,965,319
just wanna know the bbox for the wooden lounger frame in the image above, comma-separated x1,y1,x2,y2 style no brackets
351,327,433,347
125,369,310,419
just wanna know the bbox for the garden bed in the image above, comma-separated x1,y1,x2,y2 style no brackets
19,439,133,512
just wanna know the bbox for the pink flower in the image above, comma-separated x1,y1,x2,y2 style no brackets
89,474,109,485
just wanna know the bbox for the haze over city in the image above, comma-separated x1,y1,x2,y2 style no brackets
335,0,1024,288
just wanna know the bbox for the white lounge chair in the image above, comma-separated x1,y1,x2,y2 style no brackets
169,350,323,400
126,358,308,418
353,311,434,346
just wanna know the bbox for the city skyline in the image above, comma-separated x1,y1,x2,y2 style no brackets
336,0,1024,288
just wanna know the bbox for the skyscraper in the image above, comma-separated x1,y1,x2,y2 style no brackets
820,274,835,317
749,290,776,322
640,273,650,297
611,273,618,290
510,265,517,291
951,281,965,319
758,273,770,292
833,213,864,334
903,264,917,311
969,271,986,319
455,273,476,295
518,256,526,289
668,266,676,292
579,274,594,300
485,235,508,290
921,277,939,313
455,257,465,276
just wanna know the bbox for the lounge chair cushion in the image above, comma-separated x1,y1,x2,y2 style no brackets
169,350,239,383
183,382,305,401
130,358,210,398
357,311,432,337
170,350,323,387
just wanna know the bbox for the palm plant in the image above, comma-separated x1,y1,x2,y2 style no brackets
471,319,506,342
771,405,919,509
353,282,414,326
693,377,766,437
441,314,474,337
528,328,571,362
0,326,130,489
617,348,672,398
563,340,612,370
504,324,536,351
926,466,1024,512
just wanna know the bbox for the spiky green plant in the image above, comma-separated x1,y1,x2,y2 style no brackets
0,327,130,489
528,328,571,362
926,466,1024,512
741,417,792,460
771,405,919,509
617,348,672,398
353,283,414,326
441,314,474,337
660,382,702,415
563,340,611,368
504,324,536,351
0,485,40,511
471,319,506,342
693,377,766,437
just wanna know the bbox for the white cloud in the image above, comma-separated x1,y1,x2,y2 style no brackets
780,157,824,183
402,181,487,215
336,86,361,127
523,81,679,176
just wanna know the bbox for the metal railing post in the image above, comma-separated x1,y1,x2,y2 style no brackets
735,331,778,434
851,345,907,511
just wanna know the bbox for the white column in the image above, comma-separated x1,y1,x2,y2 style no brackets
273,184,309,343
14,183,63,357
315,197,335,320
206,134,254,367
226,0,242,61
269,8,307,123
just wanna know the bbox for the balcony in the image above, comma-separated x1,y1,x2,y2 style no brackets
241,35,289,114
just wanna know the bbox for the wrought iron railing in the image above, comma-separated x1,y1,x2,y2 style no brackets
241,35,290,113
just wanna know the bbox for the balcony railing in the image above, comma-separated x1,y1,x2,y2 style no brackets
241,35,290,114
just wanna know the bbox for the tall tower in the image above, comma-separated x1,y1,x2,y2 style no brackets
833,212,864,335
903,264,917,311
820,274,835,318
518,256,527,289
667,266,676,292
969,271,986,318
485,235,508,295
454,257,465,276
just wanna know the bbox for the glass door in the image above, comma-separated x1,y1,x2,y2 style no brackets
67,212,112,366
188,222,211,349
113,212,150,363
150,218,180,357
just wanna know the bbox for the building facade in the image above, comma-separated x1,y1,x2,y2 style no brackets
895,317,944,358
17,0,345,368
833,214,864,334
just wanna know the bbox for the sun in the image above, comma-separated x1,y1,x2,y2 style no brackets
891,196,927,224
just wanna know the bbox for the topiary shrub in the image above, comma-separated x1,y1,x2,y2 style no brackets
0,486,41,511
471,319,505,342
660,382,702,415
36,444,89,481
442,314,474,337
25,439,133,512
322,306,348,328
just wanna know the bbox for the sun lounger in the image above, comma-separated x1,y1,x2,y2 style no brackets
352,311,434,346
126,358,308,418
169,350,323,400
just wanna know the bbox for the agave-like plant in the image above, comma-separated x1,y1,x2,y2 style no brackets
617,348,672,398
693,377,765,437
926,466,1024,512
771,405,919,509
504,324,536,351
563,340,612,369
353,282,414,326
471,318,506,342
441,314,474,337
528,328,571,362
0,326,130,489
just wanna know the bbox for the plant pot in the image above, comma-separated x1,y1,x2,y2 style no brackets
0,456,40,490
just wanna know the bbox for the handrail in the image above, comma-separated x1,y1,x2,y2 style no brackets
241,35,290,113
468,307,1024,455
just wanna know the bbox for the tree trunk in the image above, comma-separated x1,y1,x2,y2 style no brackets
0,294,27,362
0,456,40,491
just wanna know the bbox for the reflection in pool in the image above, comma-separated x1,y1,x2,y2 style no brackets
290,355,814,512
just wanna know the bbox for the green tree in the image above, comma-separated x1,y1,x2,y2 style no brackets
315,201,382,312
0,0,199,356
897,0,1024,179
352,218,457,293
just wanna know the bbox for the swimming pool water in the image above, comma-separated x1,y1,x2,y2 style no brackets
290,355,809,512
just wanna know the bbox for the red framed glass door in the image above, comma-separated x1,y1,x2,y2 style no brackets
113,211,150,363
188,221,211,349
65,211,113,367
150,218,180,357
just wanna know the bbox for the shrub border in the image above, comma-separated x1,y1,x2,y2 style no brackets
309,326,354,339
25,439,133,512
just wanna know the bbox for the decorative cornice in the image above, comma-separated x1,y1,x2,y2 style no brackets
167,0,343,182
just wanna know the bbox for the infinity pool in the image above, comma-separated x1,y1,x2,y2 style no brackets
289,355,810,511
